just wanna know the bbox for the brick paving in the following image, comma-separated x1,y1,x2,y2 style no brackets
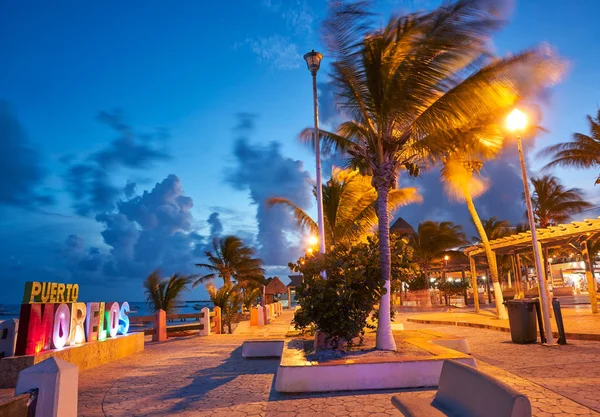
71,313,600,416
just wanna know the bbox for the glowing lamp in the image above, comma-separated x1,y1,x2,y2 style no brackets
52,303,71,349
444,255,449,261
307,235,319,246
506,109,527,132
481,276,487,281
303,50,323,74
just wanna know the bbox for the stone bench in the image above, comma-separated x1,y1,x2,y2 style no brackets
391,360,531,417
242,339,284,358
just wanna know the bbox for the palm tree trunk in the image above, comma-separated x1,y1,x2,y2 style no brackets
374,181,397,351
464,190,508,319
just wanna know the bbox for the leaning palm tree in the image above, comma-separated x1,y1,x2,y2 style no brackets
143,271,191,314
441,157,510,318
541,110,600,186
530,175,592,228
268,167,421,246
302,1,564,350
194,235,265,287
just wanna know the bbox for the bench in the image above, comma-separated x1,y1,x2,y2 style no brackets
242,340,284,358
391,360,531,417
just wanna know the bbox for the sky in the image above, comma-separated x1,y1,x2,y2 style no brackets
1,0,599,303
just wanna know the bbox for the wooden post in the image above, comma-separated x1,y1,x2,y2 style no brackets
507,270,512,289
582,240,598,313
486,268,492,304
515,254,524,298
461,268,468,306
537,241,554,318
469,256,479,313
287,287,292,309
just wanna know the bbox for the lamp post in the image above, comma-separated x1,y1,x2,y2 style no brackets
304,50,326,255
507,108,554,345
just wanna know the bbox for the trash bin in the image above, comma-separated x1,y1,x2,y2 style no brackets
504,299,538,344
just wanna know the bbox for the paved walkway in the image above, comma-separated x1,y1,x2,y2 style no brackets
232,310,295,339
407,305,600,340
5,309,600,416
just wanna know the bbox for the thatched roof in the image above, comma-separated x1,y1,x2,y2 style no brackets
287,275,303,288
390,217,415,236
265,276,287,294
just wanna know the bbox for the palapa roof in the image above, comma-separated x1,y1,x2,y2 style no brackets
265,276,287,294
390,217,416,236
287,275,303,288
464,217,600,257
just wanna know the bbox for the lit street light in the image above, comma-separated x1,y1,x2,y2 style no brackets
507,108,554,345
304,50,326,256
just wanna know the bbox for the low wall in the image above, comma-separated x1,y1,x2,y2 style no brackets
0,332,144,388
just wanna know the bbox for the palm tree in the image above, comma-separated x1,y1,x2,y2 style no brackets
143,271,190,314
242,287,261,312
303,1,564,350
268,167,421,246
207,282,243,334
542,110,600,185
530,175,592,228
441,155,510,318
194,235,265,287
409,221,467,282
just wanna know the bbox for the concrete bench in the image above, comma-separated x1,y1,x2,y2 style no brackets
391,360,531,417
242,340,284,358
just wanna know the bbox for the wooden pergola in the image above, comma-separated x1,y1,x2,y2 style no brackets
463,217,600,314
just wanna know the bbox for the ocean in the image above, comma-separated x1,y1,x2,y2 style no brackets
0,301,214,321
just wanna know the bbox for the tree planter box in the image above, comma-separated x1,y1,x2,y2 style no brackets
275,338,475,393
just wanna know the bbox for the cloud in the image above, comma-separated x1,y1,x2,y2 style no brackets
64,110,170,215
238,35,302,70
207,212,223,238
226,114,312,265
0,101,52,207
59,174,204,284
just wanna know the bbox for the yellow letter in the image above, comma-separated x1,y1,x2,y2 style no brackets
56,284,65,303
49,283,58,303
29,282,42,303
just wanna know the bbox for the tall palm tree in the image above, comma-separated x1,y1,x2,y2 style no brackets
303,1,563,350
206,282,243,334
267,167,421,246
194,236,265,288
409,221,467,282
542,110,600,185
530,175,592,228
143,271,191,314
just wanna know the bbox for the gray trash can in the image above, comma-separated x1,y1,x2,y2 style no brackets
505,299,537,344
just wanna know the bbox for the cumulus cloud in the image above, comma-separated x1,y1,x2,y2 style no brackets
207,212,223,238
64,110,170,215
226,114,312,265
0,102,52,207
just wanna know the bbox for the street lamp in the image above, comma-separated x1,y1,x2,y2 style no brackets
304,50,326,256
507,108,554,345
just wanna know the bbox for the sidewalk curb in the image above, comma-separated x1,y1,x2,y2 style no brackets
407,317,600,342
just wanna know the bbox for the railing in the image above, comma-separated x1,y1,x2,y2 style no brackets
130,312,203,325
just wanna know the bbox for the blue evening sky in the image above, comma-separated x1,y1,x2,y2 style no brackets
1,0,599,303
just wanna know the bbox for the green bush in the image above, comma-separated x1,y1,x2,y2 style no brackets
290,236,414,349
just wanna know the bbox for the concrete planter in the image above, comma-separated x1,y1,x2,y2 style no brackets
275,338,475,393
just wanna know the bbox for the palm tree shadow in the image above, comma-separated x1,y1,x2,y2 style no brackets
159,345,280,414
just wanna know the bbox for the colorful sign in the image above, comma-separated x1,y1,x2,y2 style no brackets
15,282,130,356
